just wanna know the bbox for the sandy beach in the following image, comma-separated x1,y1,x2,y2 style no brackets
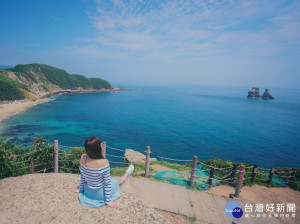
0,87,124,123
0,98,50,122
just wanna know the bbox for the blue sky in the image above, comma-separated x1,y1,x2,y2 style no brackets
0,0,300,88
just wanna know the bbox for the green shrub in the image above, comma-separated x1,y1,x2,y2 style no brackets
58,147,84,174
0,137,53,178
0,74,26,101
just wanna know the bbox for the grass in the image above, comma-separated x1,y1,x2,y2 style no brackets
110,164,152,177
151,160,191,170
110,167,127,176
184,215,197,223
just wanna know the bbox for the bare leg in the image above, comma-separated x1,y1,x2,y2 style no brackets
116,165,134,187
117,173,129,187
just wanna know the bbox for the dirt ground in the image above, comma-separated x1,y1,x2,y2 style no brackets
156,209,208,224
150,164,177,172
0,173,168,224
150,164,190,176
158,183,299,224
151,164,299,224
2,165,296,224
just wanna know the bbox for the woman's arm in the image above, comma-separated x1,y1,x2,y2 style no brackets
101,160,119,207
77,164,85,192
102,165,112,204
71,156,86,193
70,165,85,193
103,164,119,208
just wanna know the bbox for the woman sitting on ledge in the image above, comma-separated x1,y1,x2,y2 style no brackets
71,137,134,208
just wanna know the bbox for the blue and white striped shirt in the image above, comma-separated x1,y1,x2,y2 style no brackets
77,163,112,203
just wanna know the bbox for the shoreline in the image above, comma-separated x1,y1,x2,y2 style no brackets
0,98,50,123
0,87,125,123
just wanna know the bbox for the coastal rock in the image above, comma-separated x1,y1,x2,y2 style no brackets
124,149,157,165
261,88,275,99
247,87,275,99
247,87,260,98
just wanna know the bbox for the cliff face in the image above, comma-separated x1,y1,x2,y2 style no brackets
5,70,61,99
0,63,113,101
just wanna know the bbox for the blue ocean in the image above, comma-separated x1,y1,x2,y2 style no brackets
1,84,299,168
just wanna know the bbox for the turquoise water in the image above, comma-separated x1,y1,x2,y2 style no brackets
1,84,300,168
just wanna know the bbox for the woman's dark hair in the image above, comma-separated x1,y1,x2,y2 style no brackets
84,137,104,159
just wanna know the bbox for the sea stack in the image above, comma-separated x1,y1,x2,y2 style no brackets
261,88,275,99
247,87,260,98
247,87,275,99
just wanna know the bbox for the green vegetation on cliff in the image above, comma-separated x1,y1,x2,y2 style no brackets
0,73,26,101
0,63,113,101
9,63,112,90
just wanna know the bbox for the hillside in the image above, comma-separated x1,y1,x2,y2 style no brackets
0,63,113,101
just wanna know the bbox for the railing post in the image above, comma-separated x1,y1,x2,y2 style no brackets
288,168,296,186
234,165,245,198
267,167,274,184
54,140,58,173
102,141,106,159
208,166,215,188
250,164,258,183
190,156,198,186
145,146,151,177
230,163,237,186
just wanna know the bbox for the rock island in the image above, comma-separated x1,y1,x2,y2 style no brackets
247,87,275,99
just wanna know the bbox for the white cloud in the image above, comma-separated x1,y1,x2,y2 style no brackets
80,0,300,60
65,45,123,58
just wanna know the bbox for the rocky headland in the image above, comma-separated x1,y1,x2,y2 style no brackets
0,63,119,101
0,63,125,121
